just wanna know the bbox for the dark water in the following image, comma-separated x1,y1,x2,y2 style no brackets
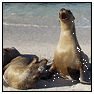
3,3,91,27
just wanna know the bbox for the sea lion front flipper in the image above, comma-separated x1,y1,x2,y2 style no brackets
28,56,38,67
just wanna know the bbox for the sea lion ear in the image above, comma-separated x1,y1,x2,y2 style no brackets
31,56,38,64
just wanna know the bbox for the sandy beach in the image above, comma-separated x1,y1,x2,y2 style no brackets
3,25,91,91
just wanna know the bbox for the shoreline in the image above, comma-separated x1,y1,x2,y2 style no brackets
3,22,91,28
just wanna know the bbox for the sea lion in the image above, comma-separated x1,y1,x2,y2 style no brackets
42,8,91,84
3,56,48,90
3,47,20,68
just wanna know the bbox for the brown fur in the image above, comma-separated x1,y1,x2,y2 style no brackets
48,8,90,83
3,56,48,90
3,47,20,68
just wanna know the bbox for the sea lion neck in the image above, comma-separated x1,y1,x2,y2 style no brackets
60,20,74,30
60,23,79,46
60,23,74,40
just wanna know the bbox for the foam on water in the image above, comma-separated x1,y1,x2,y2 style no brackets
3,22,91,28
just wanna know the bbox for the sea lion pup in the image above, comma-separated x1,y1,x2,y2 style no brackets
3,56,48,90
42,8,91,84
3,47,20,68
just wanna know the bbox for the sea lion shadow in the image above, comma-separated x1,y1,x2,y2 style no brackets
34,74,80,89
34,67,91,89
34,53,91,89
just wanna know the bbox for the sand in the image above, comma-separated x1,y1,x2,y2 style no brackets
3,25,91,91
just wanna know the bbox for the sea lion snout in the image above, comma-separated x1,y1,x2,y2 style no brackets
59,9,68,21
59,8,75,22
37,59,48,73
32,59,48,79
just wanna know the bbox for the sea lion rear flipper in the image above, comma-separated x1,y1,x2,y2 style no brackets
79,62,91,85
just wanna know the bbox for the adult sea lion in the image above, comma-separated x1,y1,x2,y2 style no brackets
42,8,91,84
3,56,48,90
3,47,20,68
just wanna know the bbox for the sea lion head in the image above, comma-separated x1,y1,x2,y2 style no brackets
31,58,48,80
3,47,20,68
59,8,75,25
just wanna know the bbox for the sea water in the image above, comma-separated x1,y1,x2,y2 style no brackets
3,3,91,27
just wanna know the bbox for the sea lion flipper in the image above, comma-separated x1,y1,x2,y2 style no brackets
80,79,91,85
39,59,48,66
32,56,38,63
28,56,38,67
80,81,91,85
79,63,91,85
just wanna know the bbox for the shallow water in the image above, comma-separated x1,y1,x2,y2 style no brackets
3,3,91,27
